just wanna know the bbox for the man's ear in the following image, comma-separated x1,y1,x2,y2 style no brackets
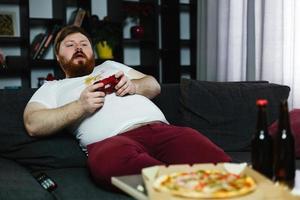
55,54,60,63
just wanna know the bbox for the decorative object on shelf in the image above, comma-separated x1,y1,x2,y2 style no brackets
30,33,46,58
68,8,86,27
31,25,61,59
96,41,113,59
37,73,55,87
90,15,121,59
46,73,55,81
68,7,92,34
122,3,154,39
0,49,6,69
0,11,17,37
130,25,145,39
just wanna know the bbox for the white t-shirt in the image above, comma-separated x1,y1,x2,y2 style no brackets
29,60,168,150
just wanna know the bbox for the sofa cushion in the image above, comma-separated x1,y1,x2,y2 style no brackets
0,158,53,200
41,168,133,200
268,109,300,158
0,89,86,171
180,79,290,151
152,84,182,125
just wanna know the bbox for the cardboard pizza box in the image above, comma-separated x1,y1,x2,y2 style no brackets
142,163,298,200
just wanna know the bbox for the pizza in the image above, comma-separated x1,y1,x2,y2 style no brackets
152,169,256,198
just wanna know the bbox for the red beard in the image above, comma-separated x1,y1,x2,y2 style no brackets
58,51,95,78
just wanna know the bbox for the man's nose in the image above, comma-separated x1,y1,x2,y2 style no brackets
75,44,83,51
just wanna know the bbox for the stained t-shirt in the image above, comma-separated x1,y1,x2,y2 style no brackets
28,60,168,150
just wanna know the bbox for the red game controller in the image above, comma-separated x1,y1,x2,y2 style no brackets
94,75,119,94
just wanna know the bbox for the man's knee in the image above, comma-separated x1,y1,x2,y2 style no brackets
87,136,153,186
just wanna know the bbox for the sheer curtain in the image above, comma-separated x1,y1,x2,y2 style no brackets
197,0,300,109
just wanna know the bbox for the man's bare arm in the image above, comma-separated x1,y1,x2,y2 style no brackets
115,69,161,99
24,101,87,137
24,83,105,137
132,75,160,99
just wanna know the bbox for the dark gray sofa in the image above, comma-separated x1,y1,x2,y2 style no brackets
0,78,298,200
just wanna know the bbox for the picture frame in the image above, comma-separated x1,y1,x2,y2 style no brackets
0,11,17,37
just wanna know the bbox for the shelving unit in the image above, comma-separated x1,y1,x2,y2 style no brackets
0,0,29,87
0,0,197,89
0,0,92,88
108,0,197,83
108,0,160,80
160,0,197,82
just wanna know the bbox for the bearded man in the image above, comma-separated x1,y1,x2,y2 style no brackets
24,25,231,190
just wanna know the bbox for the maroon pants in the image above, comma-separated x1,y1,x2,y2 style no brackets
87,123,231,189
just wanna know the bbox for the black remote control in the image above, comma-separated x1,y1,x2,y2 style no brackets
35,173,57,192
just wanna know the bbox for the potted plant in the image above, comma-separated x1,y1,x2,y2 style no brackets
90,16,121,59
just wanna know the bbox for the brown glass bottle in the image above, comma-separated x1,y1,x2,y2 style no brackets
274,100,295,188
251,99,273,179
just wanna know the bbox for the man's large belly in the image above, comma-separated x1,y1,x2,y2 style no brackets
74,94,168,147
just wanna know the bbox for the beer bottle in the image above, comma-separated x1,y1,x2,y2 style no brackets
274,100,295,188
251,99,273,179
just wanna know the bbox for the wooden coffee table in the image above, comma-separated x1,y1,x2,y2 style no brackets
112,164,300,200
111,174,147,200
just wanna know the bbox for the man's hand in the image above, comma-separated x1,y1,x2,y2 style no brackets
79,82,106,115
113,69,160,99
24,82,106,137
114,71,136,96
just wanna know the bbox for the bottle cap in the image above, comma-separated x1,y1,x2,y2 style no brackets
256,99,268,106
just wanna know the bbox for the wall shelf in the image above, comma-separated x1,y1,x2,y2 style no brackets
0,56,28,75
29,18,63,26
0,0,197,89
0,0,20,4
0,37,26,46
